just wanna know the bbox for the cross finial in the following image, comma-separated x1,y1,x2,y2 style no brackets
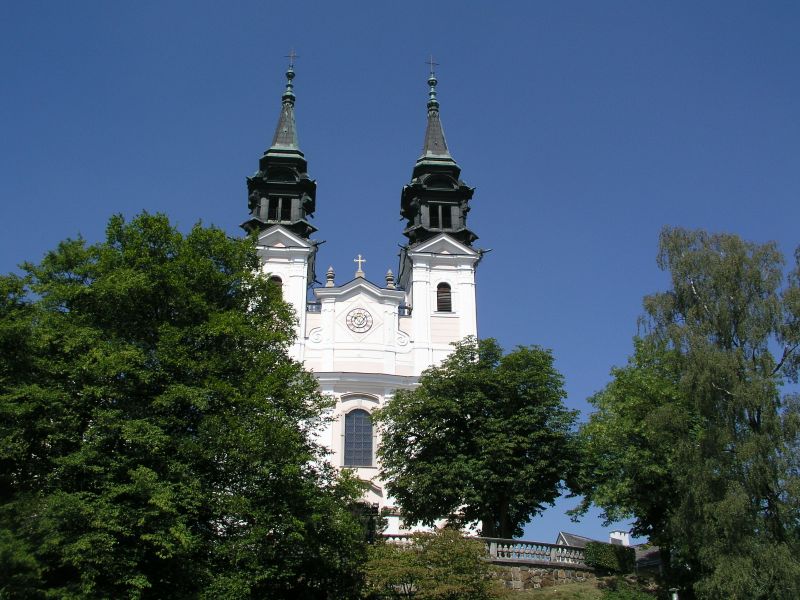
426,55,440,111
354,254,366,278
426,54,439,76
285,48,299,68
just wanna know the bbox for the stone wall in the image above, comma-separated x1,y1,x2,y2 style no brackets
494,563,595,591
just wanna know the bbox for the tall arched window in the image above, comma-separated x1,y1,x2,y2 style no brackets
269,275,283,298
344,409,373,467
436,283,452,312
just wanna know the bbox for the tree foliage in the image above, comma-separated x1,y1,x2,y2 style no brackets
0,213,366,599
583,542,635,575
363,529,505,600
574,227,800,598
374,337,576,538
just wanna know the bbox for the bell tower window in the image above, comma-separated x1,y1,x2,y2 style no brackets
429,203,452,230
436,283,452,312
267,197,293,222
344,409,373,467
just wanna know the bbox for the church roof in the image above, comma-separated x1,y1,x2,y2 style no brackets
243,63,316,240
268,65,302,156
556,531,597,548
416,71,458,171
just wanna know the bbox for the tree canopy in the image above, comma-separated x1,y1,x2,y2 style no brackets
374,337,576,538
0,213,365,599
573,227,800,599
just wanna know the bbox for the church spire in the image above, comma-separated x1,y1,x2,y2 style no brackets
400,64,477,246
420,67,452,160
241,59,317,239
270,64,300,151
416,59,458,171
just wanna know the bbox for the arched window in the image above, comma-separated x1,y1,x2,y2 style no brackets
344,409,373,467
436,283,452,312
269,275,283,297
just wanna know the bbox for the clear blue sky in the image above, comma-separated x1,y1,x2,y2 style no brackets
2,1,799,543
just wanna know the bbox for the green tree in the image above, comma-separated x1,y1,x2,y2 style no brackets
374,337,576,539
0,213,366,599
573,227,800,599
363,529,506,600
570,338,685,554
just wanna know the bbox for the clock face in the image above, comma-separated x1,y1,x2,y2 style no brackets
346,307,373,333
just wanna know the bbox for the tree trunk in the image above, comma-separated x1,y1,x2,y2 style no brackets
481,512,498,538
499,501,513,538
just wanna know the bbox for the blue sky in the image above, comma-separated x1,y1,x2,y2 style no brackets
2,1,799,543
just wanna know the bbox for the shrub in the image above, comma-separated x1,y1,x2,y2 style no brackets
364,529,507,599
584,542,635,575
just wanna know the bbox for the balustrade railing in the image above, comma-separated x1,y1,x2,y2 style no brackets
381,534,586,567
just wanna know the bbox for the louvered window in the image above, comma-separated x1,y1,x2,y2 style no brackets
437,283,452,312
344,409,373,467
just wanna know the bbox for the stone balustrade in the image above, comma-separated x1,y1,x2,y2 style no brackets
381,534,587,568
483,537,586,566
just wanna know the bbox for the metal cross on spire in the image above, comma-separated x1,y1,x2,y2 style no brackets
426,55,440,112
285,48,299,68
354,254,366,278
426,54,439,76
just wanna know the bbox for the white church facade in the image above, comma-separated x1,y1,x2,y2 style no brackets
241,64,482,530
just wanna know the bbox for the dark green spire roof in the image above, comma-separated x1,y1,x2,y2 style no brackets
242,63,317,240
421,73,448,156
417,72,458,171
400,67,477,247
267,66,302,156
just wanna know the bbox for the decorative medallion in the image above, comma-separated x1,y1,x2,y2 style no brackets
346,307,373,333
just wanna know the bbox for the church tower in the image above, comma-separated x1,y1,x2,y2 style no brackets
398,68,481,371
245,64,482,530
399,70,477,247
243,63,318,360
242,63,317,240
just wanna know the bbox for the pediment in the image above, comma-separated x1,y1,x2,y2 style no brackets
339,278,385,300
409,233,478,257
314,277,405,304
256,225,313,249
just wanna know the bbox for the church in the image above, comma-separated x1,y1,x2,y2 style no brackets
241,63,483,532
